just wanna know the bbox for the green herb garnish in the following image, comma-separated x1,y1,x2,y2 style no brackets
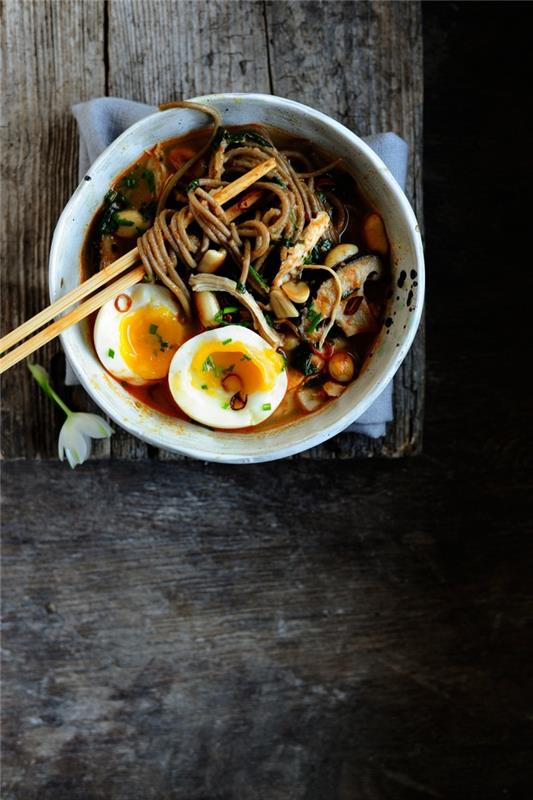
149,324,158,334
201,384,208,390
222,401,230,409
306,305,322,334
293,343,319,376
271,176,287,188
142,169,155,193
186,178,200,193
236,281,246,294
214,306,239,324
115,215,134,227
277,236,293,248
304,238,334,265
249,265,269,292
262,403,272,411
222,338,232,345
202,355,215,372
222,129,272,148
107,348,115,358
241,354,252,361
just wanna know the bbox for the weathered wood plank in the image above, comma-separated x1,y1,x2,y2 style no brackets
0,0,107,459
264,0,425,458
105,0,271,459
2,455,532,798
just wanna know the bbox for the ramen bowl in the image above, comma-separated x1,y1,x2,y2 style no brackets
49,93,424,463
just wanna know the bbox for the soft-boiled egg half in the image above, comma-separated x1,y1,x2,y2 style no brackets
94,284,193,385
168,325,288,429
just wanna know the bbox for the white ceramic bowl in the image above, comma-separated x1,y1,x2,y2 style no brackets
49,93,424,463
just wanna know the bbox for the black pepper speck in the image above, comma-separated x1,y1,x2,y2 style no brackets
397,270,407,288
384,317,393,327
84,175,91,181
410,270,417,279
407,289,413,306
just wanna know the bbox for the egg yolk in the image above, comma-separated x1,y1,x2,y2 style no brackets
191,340,284,394
119,306,186,380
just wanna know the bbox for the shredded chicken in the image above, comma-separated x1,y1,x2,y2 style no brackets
309,255,382,340
272,211,330,287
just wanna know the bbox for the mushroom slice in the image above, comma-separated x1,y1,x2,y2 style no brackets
189,273,282,348
310,255,382,340
272,211,330,287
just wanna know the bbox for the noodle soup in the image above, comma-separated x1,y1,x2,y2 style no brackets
83,102,390,433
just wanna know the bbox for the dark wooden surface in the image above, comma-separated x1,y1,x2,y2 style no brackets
0,0,424,461
2,2,533,799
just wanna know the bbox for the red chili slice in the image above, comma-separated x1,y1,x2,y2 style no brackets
114,293,132,313
344,295,363,316
230,391,248,410
222,373,243,394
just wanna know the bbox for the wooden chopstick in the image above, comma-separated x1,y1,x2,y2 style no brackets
0,266,145,375
0,248,139,354
0,157,276,361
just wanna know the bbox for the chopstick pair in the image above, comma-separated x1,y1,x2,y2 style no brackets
0,158,275,375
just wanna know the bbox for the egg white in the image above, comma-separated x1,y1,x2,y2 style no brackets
168,325,288,429
94,284,182,385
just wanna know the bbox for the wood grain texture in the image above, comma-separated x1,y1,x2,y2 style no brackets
107,0,271,102
2,455,532,799
0,0,109,459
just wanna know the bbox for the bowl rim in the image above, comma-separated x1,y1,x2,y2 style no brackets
50,92,424,463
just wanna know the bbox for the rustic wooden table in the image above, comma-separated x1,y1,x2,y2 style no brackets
2,2,532,799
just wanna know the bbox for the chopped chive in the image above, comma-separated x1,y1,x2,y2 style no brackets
307,305,322,334
107,348,115,358
241,354,252,361
249,265,269,291
149,323,158,334
222,338,232,345
222,401,230,409
262,403,272,411
186,178,200,192
202,355,215,372
201,384,208,390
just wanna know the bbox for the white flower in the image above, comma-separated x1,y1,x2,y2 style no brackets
28,362,114,469
58,412,114,469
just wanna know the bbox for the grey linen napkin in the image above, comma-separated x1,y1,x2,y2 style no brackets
72,98,408,438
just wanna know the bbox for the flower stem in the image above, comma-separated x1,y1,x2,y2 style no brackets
27,363,73,417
